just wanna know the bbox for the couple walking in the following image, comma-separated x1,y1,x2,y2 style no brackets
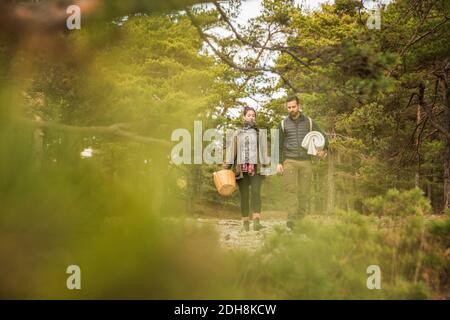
222,95,329,231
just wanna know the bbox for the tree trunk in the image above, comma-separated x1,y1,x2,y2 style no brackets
327,148,335,215
150,154,168,215
444,139,450,210
439,72,450,210
336,150,343,210
415,104,421,188
426,169,432,204
186,164,202,214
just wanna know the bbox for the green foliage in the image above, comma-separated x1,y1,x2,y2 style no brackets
336,103,397,150
364,188,432,217
428,211,450,238
0,12,240,299
232,211,434,299
1,0,448,300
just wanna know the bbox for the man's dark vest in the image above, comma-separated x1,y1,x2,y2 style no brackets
281,114,312,160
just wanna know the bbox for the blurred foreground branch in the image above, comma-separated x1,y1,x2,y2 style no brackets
18,117,171,147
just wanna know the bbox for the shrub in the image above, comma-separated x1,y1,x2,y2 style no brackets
363,188,432,217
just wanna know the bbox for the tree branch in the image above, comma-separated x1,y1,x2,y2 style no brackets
419,82,450,141
211,0,314,70
186,7,303,93
400,7,449,57
18,118,171,147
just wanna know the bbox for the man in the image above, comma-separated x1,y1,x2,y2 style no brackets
276,95,329,229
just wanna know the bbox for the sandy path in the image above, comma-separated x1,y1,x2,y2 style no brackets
196,216,288,251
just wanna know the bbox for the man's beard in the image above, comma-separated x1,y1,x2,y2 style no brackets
290,110,300,118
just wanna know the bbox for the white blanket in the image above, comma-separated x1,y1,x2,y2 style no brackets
301,131,325,156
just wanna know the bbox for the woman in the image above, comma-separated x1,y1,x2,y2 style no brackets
223,106,268,232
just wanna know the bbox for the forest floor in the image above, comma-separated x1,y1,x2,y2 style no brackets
190,200,286,250
196,216,285,251
190,200,448,252
191,200,337,251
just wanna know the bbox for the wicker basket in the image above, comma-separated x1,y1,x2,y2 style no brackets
213,169,237,196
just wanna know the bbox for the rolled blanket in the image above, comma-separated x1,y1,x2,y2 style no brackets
301,131,325,156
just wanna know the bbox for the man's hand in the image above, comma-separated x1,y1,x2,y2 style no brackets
277,164,284,175
317,150,327,159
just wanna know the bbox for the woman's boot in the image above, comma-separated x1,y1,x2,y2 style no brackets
253,219,266,231
242,219,250,232
252,213,266,231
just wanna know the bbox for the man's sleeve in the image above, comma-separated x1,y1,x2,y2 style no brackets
312,119,329,150
277,121,284,163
